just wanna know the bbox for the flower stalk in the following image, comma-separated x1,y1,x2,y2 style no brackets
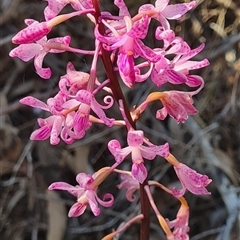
10,0,212,239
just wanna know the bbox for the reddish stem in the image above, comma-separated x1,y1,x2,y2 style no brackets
92,1,150,239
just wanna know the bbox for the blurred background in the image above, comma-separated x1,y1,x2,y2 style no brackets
0,0,240,239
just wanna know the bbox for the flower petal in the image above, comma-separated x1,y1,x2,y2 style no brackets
12,21,51,44
86,191,101,216
117,172,139,202
68,202,87,217
129,15,149,39
127,130,144,147
48,35,71,53
91,97,115,127
117,52,135,88
108,140,131,162
19,96,49,111
162,1,197,20
186,75,203,87
50,116,63,145
49,181,74,191
141,142,170,159
96,193,114,208
156,107,168,121
9,43,42,62
30,125,51,141
114,0,130,17
76,173,93,188
173,164,212,196
134,39,162,62
34,51,51,79
155,0,169,11
131,162,147,184
48,182,82,197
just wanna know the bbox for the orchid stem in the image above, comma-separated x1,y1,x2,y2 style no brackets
92,1,150,239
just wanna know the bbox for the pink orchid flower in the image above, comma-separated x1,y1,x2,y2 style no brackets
95,0,161,87
61,89,114,139
139,0,197,30
156,91,198,123
59,62,89,96
48,171,114,217
19,93,73,145
151,43,209,88
117,171,139,202
10,28,71,79
44,0,93,21
172,163,212,197
108,130,169,183
166,198,190,240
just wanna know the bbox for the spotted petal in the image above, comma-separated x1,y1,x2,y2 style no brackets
173,163,212,197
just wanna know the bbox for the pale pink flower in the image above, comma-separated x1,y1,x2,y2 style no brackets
10,30,71,79
48,172,114,217
108,130,169,183
156,91,198,123
139,0,197,30
30,115,64,145
172,163,212,197
44,0,93,20
151,43,209,88
117,172,139,202
155,27,191,57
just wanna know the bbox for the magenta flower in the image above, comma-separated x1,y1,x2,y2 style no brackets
139,0,197,30
155,91,198,123
108,130,169,183
19,94,68,144
151,43,209,88
44,0,93,20
63,89,115,133
48,172,114,217
19,88,114,144
172,163,212,197
117,172,139,202
10,31,71,79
